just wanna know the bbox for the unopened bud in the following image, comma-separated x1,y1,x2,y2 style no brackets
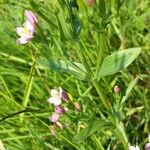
113,85,121,94
55,106,65,115
75,102,81,111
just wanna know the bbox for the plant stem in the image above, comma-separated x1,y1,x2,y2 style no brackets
92,135,105,150
22,55,36,108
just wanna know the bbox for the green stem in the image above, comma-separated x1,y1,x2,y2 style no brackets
92,79,112,113
115,123,128,149
22,59,36,108
95,33,106,77
92,135,105,150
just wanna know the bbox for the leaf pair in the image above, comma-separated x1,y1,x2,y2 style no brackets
38,48,141,80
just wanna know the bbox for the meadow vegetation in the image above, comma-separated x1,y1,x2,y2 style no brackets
0,0,150,149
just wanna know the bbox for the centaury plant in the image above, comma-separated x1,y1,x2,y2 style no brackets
0,0,150,150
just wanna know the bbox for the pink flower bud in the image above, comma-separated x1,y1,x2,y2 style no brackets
55,106,65,115
75,102,81,111
25,10,38,26
49,113,60,123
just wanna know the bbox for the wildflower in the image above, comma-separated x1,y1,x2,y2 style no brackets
49,113,60,123
25,10,38,26
16,20,35,44
48,89,62,106
55,106,65,115
16,10,37,44
128,145,140,150
87,0,95,7
48,87,70,106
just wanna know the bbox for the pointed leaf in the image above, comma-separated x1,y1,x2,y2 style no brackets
36,58,87,80
73,120,112,144
99,48,142,77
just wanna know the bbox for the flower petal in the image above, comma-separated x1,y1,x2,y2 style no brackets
23,20,35,35
48,96,61,106
16,27,29,37
16,36,33,44
25,10,38,25
49,113,60,123
50,89,59,97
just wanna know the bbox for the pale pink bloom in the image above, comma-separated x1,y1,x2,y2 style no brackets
16,20,35,44
48,87,70,106
16,10,37,44
128,145,140,150
87,0,95,7
49,113,60,123
145,143,150,150
55,106,65,115
25,10,38,26
48,89,62,106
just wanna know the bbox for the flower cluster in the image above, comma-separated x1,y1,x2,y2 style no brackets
47,87,81,135
16,10,38,44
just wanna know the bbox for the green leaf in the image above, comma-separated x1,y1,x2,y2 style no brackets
99,48,142,77
36,57,87,80
73,120,112,144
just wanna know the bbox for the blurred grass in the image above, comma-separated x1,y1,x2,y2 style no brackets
0,0,150,149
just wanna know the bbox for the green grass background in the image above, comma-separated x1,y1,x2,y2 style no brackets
0,0,150,149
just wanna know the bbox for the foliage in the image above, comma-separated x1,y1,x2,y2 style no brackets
0,0,150,149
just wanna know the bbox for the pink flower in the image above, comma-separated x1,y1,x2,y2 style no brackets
55,106,65,115
25,10,38,26
49,113,60,123
16,10,37,44
128,145,140,150
145,143,150,150
48,87,70,106
48,89,62,106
